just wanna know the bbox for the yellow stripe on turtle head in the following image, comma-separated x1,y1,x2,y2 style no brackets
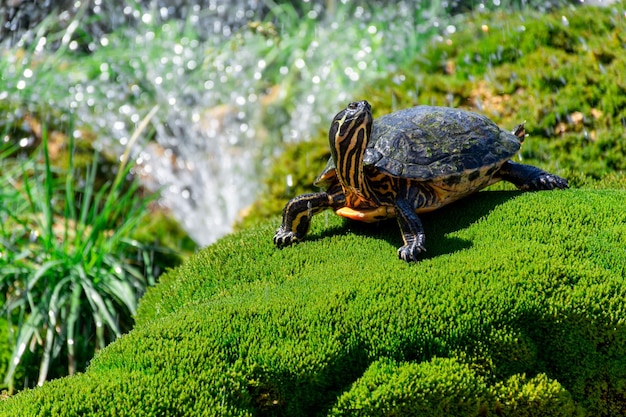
328,101,375,204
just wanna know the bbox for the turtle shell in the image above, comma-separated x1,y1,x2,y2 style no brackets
316,106,521,186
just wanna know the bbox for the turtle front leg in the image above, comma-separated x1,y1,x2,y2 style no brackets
498,161,568,190
394,197,426,262
274,188,345,248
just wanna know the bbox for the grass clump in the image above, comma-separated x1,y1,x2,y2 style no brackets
0,187,624,416
0,122,164,391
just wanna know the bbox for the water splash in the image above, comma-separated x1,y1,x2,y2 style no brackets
123,7,409,246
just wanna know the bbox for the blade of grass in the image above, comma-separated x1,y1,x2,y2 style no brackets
113,105,159,190
77,146,99,229
38,275,71,386
79,180,110,259
63,116,77,251
66,278,83,375
101,274,138,316
4,309,44,392
26,259,64,292
81,279,122,340
41,123,55,251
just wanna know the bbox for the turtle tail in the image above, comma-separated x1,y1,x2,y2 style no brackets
512,122,527,143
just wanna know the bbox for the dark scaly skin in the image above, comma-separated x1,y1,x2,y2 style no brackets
496,161,569,190
394,196,426,262
273,185,344,247
274,101,568,262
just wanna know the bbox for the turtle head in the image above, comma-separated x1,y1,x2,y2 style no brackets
328,100,376,207
329,100,373,181
329,100,372,153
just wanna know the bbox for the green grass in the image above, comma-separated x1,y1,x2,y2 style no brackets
1,187,624,416
0,123,162,391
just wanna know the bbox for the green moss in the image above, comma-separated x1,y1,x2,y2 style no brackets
1,188,624,416
329,358,579,417
329,357,493,416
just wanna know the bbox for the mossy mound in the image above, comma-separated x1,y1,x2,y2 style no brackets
1,188,624,416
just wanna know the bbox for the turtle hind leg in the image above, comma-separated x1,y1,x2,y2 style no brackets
274,188,344,248
498,160,569,191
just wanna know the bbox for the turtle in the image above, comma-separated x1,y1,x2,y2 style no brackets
273,100,568,262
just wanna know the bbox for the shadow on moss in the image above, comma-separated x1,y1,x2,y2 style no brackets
305,190,524,260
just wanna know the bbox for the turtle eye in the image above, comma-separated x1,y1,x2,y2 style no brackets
347,102,359,110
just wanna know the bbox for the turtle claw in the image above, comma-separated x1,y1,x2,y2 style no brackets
523,173,569,191
273,227,301,248
397,243,426,263
397,233,426,263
